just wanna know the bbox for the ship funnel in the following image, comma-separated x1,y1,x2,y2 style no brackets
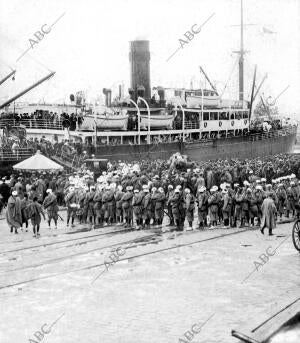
129,40,151,102
102,88,112,107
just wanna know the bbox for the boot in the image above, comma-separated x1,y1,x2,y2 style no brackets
239,219,244,228
269,228,273,236
168,219,174,227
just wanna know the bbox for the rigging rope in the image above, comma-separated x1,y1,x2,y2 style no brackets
220,57,239,98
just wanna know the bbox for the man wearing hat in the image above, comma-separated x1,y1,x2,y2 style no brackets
184,188,195,229
142,186,151,229
261,192,277,236
132,188,145,229
208,186,219,228
151,187,166,227
27,196,46,237
121,186,134,228
114,185,124,225
85,186,96,229
35,174,46,204
286,183,296,218
240,185,251,227
65,186,78,228
222,188,232,228
166,185,175,226
170,188,184,231
197,186,208,229
254,185,265,226
102,185,115,226
276,183,287,220
233,186,243,228
6,190,22,234
43,189,59,230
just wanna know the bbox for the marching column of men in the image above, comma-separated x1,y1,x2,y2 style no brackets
3,169,300,237
56,172,299,236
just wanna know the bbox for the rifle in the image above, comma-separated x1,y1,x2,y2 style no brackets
58,213,64,221
163,209,170,218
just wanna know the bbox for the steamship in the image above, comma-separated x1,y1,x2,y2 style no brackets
0,2,297,165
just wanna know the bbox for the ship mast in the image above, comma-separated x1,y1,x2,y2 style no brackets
238,0,244,102
233,0,247,102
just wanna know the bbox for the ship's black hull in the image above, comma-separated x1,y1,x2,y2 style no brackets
93,128,297,162
0,128,296,177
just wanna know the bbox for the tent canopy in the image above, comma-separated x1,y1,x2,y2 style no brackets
13,150,63,171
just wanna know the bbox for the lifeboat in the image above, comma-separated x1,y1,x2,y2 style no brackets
79,114,128,131
186,95,220,108
140,114,174,130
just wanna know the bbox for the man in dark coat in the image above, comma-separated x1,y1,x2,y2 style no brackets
261,193,277,236
6,190,22,234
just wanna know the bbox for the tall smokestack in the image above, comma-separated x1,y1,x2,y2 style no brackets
129,40,151,101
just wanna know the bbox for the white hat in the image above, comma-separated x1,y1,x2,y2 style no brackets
249,170,253,174
175,189,180,193
198,186,206,193
46,189,52,193
243,180,250,186
144,188,149,193
168,185,173,189
261,178,266,182
142,185,148,189
12,190,18,196
117,185,123,191
152,187,157,192
134,189,139,193
255,185,262,190
184,188,190,193
158,187,164,193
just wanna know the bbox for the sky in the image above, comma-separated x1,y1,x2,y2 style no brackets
0,0,299,116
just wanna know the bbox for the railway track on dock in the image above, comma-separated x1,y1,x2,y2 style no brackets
0,227,252,291
0,226,136,255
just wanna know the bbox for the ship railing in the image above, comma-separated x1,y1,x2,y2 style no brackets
0,118,64,130
249,126,296,141
184,121,200,130
0,147,34,161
